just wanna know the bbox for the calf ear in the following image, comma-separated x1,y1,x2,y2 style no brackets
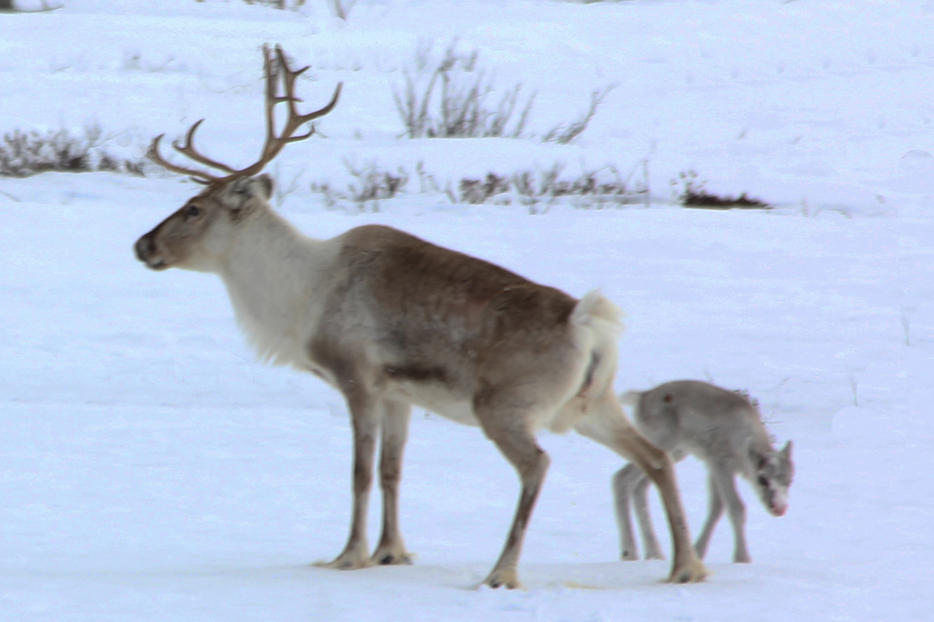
749,446,766,470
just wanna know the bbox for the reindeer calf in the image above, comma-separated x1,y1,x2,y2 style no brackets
613,380,794,563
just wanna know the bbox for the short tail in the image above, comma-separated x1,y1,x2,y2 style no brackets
568,290,624,399
570,289,624,336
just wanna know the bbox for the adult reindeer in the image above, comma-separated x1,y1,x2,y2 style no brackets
134,45,708,589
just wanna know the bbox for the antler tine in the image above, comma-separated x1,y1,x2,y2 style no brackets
274,45,343,127
263,44,281,146
278,82,342,145
148,45,342,185
147,134,221,183
293,82,343,132
171,119,239,175
241,44,342,176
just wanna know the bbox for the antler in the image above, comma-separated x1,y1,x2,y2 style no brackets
147,44,342,185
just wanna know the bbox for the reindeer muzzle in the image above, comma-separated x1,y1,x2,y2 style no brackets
134,234,168,270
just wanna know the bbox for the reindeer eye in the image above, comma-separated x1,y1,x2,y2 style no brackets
187,205,201,217
757,476,769,487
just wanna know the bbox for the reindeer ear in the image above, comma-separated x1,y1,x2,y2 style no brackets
229,175,273,205
781,440,793,459
254,173,274,201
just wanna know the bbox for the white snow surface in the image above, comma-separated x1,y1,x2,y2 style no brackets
2,1,932,620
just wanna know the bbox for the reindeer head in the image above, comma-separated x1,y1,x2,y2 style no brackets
134,45,341,273
134,175,276,272
750,440,794,517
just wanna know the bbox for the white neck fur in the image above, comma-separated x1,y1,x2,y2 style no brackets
217,208,334,368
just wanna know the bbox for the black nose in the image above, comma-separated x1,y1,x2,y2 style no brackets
134,235,154,262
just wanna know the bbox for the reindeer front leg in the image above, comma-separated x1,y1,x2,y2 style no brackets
371,399,413,565
316,391,378,570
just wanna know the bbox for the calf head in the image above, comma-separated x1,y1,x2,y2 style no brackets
750,441,794,517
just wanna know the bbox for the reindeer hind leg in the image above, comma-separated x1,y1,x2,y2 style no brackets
576,390,708,583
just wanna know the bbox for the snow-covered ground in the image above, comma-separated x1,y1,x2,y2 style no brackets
2,1,932,620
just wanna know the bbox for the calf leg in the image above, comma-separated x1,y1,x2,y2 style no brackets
611,464,644,560
632,475,665,560
710,466,750,563
693,473,725,559
616,449,689,561
371,399,413,565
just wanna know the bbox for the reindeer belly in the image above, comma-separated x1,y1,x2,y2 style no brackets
388,379,480,426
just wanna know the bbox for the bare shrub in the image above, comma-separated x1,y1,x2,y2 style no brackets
415,160,442,194
394,42,610,145
270,164,306,208
0,125,145,178
311,160,409,212
393,42,534,139
327,0,355,19
507,163,647,213
313,160,648,213
542,85,615,145
235,0,305,9
459,173,509,204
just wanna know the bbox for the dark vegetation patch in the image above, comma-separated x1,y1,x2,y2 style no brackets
674,170,770,210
